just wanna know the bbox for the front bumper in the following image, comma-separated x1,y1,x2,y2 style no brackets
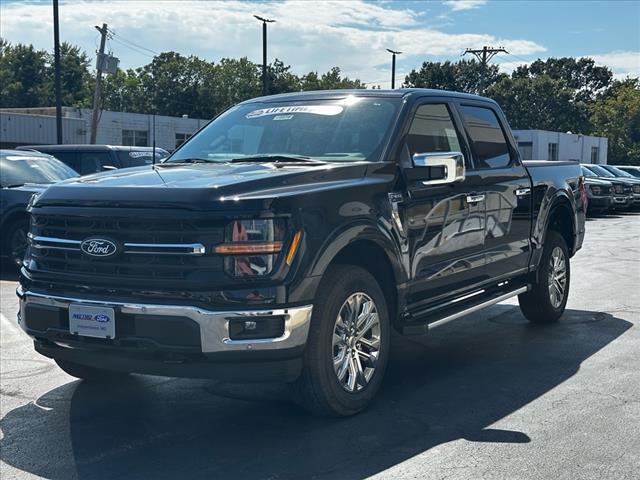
612,195,632,208
17,287,313,382
587,195,612,210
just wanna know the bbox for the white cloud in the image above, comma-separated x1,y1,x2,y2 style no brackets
443,1,488,12
0,0,544,88
585,51,640,79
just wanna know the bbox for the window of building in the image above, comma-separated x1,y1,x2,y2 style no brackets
591,146,599,164
518,142,533,161
406,104,462,157
548,142,558,161
122,129,148,147
175,132,191,149
459,105,511,169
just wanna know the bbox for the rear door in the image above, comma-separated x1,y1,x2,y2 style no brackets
455,102,533,279
400,100,490,308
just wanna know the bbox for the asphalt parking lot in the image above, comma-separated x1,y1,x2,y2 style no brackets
1,211,639,480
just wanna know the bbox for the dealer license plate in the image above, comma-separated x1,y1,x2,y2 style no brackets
69,304,116,339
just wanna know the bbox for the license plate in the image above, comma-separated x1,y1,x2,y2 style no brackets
69,304,116,339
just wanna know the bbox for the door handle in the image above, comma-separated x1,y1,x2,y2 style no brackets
466,194,485,204
515,187,531,196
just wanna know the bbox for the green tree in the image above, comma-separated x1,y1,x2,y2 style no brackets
266,59,300,95
487,75,584,132
513,57,612,102
590,79,640,165
0,40,49,108
300,67,364,90
403,59,504,94
44,42,93,107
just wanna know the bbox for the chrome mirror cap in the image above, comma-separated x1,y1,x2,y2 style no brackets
412,151,466,185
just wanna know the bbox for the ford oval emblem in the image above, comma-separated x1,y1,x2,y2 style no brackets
80,238,118,257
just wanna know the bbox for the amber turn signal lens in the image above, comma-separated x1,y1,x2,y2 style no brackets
214,242,283,254
286,230,303,266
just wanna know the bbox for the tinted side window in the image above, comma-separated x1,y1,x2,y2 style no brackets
460,105,511,169
48,152,79,172
406,104,462,157
78,152,114,175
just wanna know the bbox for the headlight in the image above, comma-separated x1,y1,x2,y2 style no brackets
589,185,602,195
215,219,286,277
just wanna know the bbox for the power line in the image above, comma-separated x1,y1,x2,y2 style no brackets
463,46,508,94
106,28,159,56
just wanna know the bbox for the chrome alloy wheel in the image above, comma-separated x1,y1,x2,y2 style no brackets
548,246,567,309
332,292,381,393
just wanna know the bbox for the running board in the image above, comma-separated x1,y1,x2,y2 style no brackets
428,286,528,330
401,285,529,335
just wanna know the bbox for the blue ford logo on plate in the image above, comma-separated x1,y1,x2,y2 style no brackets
94,314,111,323
80,238,118,257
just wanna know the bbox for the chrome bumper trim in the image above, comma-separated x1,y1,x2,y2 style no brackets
17,288,313,354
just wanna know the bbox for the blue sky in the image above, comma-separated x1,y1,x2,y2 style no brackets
1,0,638,86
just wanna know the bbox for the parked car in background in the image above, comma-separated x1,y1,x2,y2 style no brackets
582,176,614,215
18,89,586,416
615,165,640,178
581,165,635,210
596,165,640,208
1,150,78,266
16,145,169,176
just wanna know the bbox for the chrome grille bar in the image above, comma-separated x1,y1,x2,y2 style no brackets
29,235,206,256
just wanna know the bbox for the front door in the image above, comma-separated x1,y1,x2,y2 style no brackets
400,101,490,311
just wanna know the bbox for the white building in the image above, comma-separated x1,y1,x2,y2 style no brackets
0,107,209,152
513,129,607,164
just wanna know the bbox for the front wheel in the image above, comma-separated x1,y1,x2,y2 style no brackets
294,265,390,417
519,230,570,324
5,218,29,267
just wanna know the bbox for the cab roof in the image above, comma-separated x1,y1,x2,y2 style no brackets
241,88,497,105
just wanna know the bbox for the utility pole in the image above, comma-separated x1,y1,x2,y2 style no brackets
253,15,275,96
463,46,508,94
53,0,62,144
386,49,402,89
90,23,108,144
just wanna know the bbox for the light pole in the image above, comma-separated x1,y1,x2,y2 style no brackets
254,15,275,96
386,49,402,89
53,0,62,143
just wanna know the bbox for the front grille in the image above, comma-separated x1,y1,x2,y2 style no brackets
633,185,640,194
28,213,225,283
613,184,624,194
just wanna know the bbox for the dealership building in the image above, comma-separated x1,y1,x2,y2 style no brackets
1,107,608,164
0,107,209,152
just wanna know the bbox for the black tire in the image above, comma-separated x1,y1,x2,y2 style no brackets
5,218,29,267
294,265,390,417
519,230,570,324
55,359,130,381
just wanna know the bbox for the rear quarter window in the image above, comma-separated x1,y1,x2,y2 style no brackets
459,105,512,169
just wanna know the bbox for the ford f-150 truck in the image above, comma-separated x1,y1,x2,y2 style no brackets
17,89,586,416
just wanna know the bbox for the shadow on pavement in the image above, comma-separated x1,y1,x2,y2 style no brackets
0,306,632,479
0,260,19,281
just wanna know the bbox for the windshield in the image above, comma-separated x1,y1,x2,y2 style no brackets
603,165,635,178
168,97,401,163
0,154,78,187
586,164,616,178
619,167,640,178
116,149,169,168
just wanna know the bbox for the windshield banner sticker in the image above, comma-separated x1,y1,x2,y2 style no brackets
246,105,344,119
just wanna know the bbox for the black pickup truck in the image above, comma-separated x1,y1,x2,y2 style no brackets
17,89,586,416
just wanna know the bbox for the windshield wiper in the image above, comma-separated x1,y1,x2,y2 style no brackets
230,154,325,164
157,158,213,166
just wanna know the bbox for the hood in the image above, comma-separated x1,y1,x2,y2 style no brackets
584,178,612,186
33,162,369,210
6,183,50,194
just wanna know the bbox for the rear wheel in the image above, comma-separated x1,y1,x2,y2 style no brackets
519,230,570,324
55,359,130,381
294,265,390,417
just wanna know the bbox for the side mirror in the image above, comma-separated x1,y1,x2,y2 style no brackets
412,151,466,185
